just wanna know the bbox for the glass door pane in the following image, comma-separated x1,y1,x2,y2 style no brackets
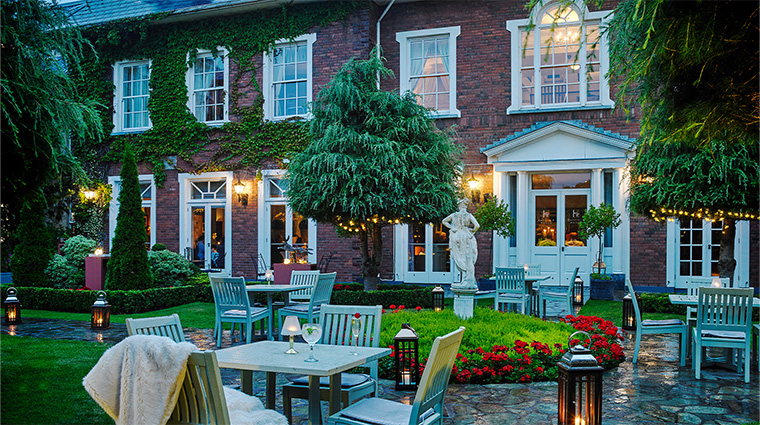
270,204,286,265
535,195,557,246
432,224,450,272
679,218,703,277
192,207,206,268
292,212,309,263
211,207,225,270
142,206,151,250
709,221,722,276
564,195,587,247
409,223,426,272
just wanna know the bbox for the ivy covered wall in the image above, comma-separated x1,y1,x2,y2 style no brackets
74,2,367,186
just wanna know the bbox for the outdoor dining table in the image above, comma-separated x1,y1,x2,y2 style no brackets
668,294,760,308
246,284,310,341
525,274,551,316
215,340,391,425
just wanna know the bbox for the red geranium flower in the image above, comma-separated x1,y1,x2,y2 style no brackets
354,312,361,319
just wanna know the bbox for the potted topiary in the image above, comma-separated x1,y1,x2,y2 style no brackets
474,197,514,292
578,204,621,300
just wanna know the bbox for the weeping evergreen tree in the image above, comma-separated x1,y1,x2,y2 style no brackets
105,146,152,290
287,51,461,290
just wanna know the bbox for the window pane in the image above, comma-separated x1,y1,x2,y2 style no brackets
285,64,295,80
564,195,587,246
532,172,591,189
535,195,557,245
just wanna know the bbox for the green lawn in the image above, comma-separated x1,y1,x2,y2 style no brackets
20,302,217,329
1,336,112,424
578,299,685,327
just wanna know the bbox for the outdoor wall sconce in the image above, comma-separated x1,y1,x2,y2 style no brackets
432,285,445,311
467,173,481,205
3,287,21,324
393,323,420,390
558,331,603,425
573,275,584,306
94,246,104,256
281,316,302,354
233,178,248,206
90,291,111,330
83,188,97,201
621,293,637,330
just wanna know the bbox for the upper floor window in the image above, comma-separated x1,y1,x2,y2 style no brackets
506,2,613,114
396,26,461,118
263,34,316,121
187,48,229,124
113,60,151,133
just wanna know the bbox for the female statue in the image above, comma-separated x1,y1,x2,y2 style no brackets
442,198,480,290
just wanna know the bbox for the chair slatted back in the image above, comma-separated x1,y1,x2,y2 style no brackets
696,287,753,334
526,264,541,276
289,270,320,302
310,272,337,311
625,279,643,324
687,277,729,296
409,327,465,425
126,314,185,343
495,267,524,294
564,267,580,297
170,351,230,425
209,276,250,314
320,304,383,378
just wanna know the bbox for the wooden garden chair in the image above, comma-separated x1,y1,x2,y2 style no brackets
538,267,579,318
626,279,687,366
210,276,271,347
126,313,185,342
277,272,336,339
288,269,320,304
494,267,527,314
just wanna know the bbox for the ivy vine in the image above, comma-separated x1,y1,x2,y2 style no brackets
74,2,364,186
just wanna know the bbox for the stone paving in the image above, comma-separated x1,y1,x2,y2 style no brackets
2,311,759,424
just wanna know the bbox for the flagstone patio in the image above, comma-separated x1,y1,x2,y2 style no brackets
3,314,758,424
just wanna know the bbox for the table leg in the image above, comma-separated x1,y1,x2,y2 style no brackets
308,375,321,425
267,293,274,341
266,371,276,410
328,373,342,415
241,370,253,395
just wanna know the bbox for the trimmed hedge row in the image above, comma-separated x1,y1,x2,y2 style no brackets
1,284,204,315
1,279,434,314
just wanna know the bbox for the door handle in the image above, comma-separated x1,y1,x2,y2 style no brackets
561,246,565,252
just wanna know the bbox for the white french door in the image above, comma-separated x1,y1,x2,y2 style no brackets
674,218,722,288
404,222,455,284
532,190,590,285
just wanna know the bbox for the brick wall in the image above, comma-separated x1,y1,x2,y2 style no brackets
629,216,668,287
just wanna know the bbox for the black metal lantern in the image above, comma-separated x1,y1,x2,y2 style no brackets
3,287,21,324
394,323,420,391
573,275,584,306
432,285,445,311
558,331,603,425
90,291,111,330
622,294,635,330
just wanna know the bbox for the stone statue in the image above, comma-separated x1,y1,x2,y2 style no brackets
442,198,480,291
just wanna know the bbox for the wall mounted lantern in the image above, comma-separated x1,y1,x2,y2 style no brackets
233,178,248,206
467,173,481,205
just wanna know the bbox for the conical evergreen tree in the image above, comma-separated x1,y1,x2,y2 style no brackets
105,145,152,290
10,194,54,287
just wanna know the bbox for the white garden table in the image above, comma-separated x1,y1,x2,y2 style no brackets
215,340,391,425
246,284,308,340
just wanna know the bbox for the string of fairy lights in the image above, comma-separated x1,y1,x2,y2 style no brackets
334,215,420,233
649,207,759,232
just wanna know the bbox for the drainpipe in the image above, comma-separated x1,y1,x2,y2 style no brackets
376,0,396,89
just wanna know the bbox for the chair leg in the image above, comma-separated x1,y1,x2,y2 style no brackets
679,329,686,367
216,322,223,348
633,331,642,364
694,339,702,380
744,346,750,383
245,320,253,344
278,314,284,341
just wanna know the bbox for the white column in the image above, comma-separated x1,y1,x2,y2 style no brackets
492,171,507,270
612,168,627,275
517,171,530,266
591,168,603,206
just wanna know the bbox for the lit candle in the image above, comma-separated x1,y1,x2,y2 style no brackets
401,370,412,385
574,418,585,425
711,277,722,288
523,264,529,273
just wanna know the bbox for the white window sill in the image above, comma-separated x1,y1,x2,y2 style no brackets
199,120,229,128
112,128,151,136
507,104,614,115
265,114,313,123
429,109,461,119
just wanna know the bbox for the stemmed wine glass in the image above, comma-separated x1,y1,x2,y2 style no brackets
301,323,322,362
350,316,362,355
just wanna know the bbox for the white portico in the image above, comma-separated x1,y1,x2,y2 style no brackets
482,120,636,287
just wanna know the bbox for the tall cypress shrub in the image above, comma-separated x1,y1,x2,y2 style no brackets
105,146,152,290
10,195,54,287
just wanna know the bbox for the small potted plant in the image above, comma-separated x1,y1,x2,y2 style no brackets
474,197,515,281
578,204,621,300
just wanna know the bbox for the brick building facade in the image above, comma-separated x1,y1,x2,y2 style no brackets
74,0,757,290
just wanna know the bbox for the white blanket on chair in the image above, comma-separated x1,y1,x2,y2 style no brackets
83,335,198,425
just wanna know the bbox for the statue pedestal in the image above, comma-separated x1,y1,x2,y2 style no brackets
452,288,477,319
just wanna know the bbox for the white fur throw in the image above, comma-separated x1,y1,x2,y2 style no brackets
83,335,197,425
223,387,289,425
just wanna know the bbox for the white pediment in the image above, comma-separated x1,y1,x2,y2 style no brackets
482,121,636,171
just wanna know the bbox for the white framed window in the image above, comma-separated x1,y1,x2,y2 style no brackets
113,60,151,133
186,48,229,125
506,2,614,114
108,175,156,250
262,33,316,121
396,26,461,118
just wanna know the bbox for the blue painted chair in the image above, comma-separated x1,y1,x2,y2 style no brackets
278,272,336,339
626,279,687,366
494,267,526,314
539,267,579,318
210,276,271,347
326,327,465,425
693,287,753,383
